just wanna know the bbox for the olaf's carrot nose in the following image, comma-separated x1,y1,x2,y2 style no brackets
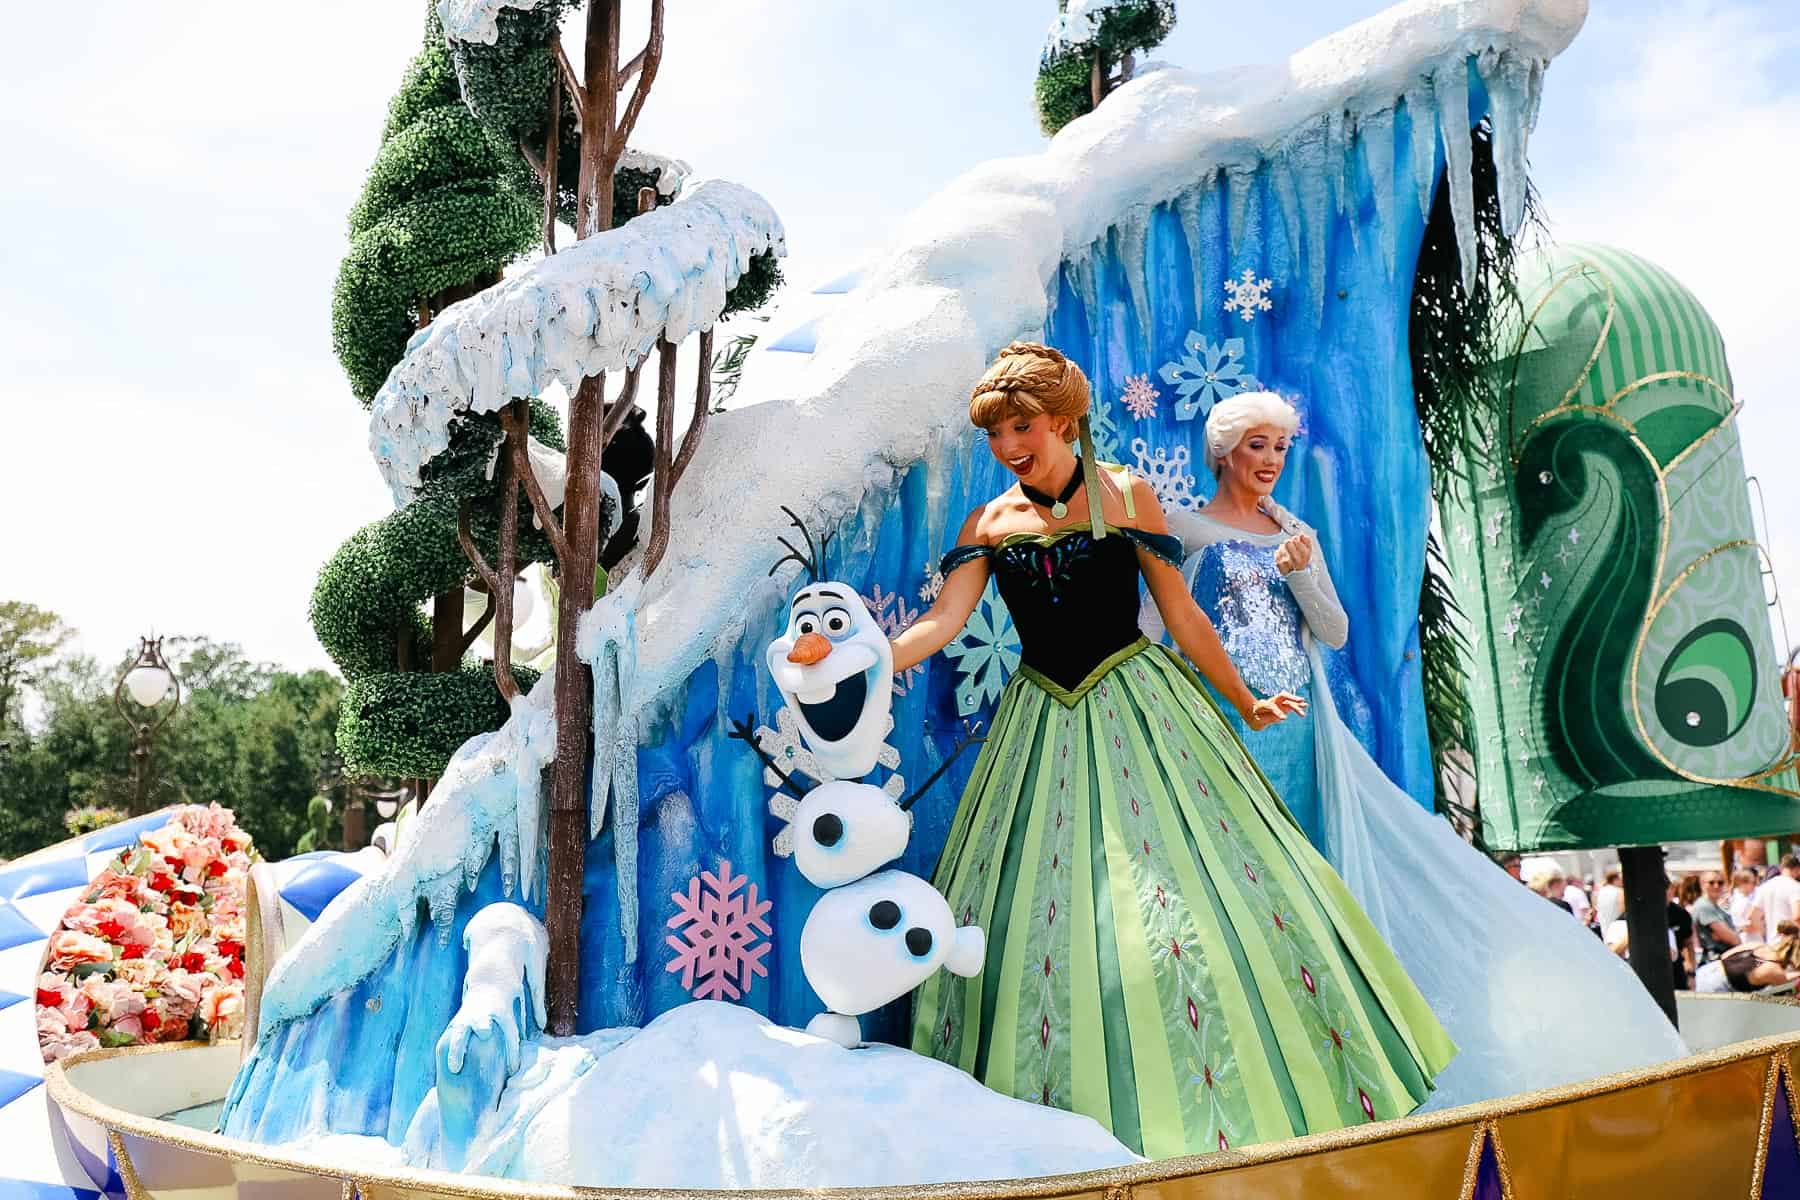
787,632,832,665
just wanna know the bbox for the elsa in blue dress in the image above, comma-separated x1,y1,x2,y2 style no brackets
1148,391,1688,1107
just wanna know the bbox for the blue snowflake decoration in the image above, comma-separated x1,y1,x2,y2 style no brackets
942,578,1020,716
1157,332,1259,422
1087,394,1123,462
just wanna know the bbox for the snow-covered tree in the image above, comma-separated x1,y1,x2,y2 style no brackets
1034,0,1176,136
425,0,784,1033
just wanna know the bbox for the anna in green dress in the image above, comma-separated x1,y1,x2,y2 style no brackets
892,342,1454,1158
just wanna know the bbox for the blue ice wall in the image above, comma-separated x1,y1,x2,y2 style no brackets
1041,94,1460,800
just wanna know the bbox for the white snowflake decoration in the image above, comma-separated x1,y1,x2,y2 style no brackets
1158,332,1260,422
664,858,771,1002
863,583,924,695
942,579,1021,716
1223,268,1274,323
1131,438,1203,511
918,561,946,604
1121,374,1159,420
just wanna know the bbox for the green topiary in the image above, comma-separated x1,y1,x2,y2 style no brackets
331,10,540,405
1035,1,1176,136
313,8,570,781
337,662,542,778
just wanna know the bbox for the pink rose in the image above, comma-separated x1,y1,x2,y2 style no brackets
48,931,114,970
80,977,145,1024
161,969,205,1006
87,872,138,904
198,981,245,1040
40,1029,100,1063
109,1015,143,1040
37,1006,70,1037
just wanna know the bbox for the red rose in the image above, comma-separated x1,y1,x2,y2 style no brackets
141,1009,161,1033
221,839,239,853
181,951,207,973
163,855,185,872
206,860,227,879
149,873,175,893
120,943,145,960
36,988,63,1007
96,918,127,942
227,957,245,979
217,939,242,960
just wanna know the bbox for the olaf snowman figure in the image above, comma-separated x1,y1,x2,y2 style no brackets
745,516,985,1047
734,713,986,1049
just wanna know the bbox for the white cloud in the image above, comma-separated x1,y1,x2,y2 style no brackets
1533,0,1800,657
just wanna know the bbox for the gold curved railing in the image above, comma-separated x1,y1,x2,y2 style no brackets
43,994,1800,1200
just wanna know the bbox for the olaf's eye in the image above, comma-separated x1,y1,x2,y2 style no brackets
795,615,819,636
823,607,853,637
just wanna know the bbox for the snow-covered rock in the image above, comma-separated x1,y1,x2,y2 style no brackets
400,1001,1140,1187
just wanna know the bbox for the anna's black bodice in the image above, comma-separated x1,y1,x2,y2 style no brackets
941,526,1183,694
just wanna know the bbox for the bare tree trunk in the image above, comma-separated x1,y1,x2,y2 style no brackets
539,0,665,1037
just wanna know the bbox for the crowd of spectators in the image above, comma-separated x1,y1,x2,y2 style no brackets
1498,847,1800,995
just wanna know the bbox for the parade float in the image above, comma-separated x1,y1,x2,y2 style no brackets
14,0,1800,1195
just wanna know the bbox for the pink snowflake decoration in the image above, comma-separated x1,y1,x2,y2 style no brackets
1121,374,1159,420
665,859,772,1001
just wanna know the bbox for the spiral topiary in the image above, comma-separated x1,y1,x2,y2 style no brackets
313,9,568,780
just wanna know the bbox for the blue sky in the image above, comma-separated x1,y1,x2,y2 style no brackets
0,0,1795,674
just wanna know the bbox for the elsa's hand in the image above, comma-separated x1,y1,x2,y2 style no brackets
1274,534,1314,574
1242,692,1307,730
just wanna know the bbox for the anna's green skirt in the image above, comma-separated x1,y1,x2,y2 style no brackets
910,639,1455,1158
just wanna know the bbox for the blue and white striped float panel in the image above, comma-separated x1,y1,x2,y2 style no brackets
0,815,378,1198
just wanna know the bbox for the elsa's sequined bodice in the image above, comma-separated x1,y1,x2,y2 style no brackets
1190,540,1310,695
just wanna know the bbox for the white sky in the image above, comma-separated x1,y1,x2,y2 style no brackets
0,0,1794,674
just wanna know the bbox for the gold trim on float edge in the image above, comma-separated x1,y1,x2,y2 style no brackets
42,1008,1800,1200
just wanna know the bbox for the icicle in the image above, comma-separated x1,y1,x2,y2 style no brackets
1068,244,1100,318
1404,80,1439,228
1174,185,1209,327
1360,109,1399,278
426,874,462,947
1225,165,1256,257
1332,110,1362,261
1484,50,1533,238
1524,58,1545,134
1433,54,1478,294
1287,127,1333,323
1113,210,1153,361
1270,154,1305,282
613,763,640,965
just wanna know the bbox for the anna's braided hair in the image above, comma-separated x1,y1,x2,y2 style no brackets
967,341,1091,443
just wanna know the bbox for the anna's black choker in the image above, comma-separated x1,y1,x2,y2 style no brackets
1020,459,1083,518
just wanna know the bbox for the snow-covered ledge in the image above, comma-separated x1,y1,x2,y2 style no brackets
369,179,785,503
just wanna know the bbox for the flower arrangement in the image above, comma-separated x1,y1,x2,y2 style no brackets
36,803,257,1062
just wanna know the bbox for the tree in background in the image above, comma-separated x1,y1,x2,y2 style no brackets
314,8,558,785
0,636,342,861
0,602,71,729
1034,0,1176,136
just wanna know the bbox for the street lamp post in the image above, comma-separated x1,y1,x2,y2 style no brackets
113,636,182,815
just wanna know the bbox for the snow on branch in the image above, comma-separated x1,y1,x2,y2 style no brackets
369,179,786,502
436,0,548,47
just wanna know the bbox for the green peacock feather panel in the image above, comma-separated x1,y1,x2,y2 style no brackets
1442,243,1799,851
